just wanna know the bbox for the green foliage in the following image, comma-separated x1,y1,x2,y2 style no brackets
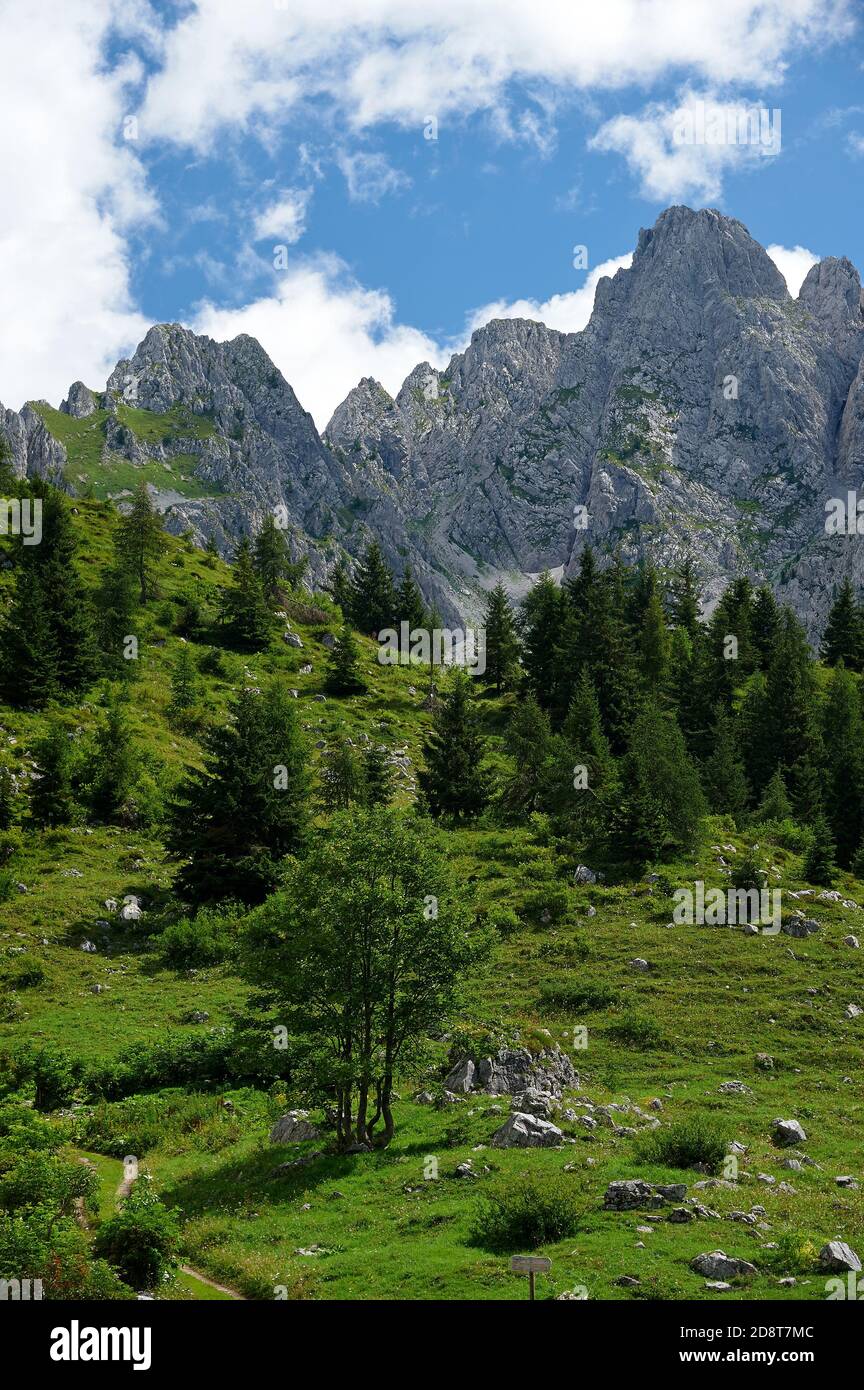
222,537,272,649
802,812,836,886
158,904,241,969
636,1115,731,1173
324,626,367,694
419,669,490,820
539,979,618,1011
93,1175,180,1289
469,1174,586,1252
349,540,396,634
117,480,166,602
481,582,520,694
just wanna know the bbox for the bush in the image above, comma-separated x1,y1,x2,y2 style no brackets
0,869,15,904
93,1176,180,1289
470,1175,586,1252
636,1115,731,1174
540,978,618,1012
523,883,570,926
605,1011,665,1048
158,904,240,969
4,963,46,990
82,1090,245,1158
483,903,520,937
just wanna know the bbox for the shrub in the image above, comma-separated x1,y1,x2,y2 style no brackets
540,978,617,1012
82,1090,244,1158
4,963,46,990
470,1175,586,1252
158,904,240,969
483,903,520,938
93,1177,180,1289
636,1115,731,1174
605,1012,665,1048
0,869,15,904
523,883,569,926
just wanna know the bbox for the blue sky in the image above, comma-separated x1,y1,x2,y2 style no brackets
2,0,863,426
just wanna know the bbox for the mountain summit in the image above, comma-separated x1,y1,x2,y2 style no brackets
3,205,864,636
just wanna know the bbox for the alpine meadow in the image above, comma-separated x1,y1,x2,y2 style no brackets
1,0,863,1345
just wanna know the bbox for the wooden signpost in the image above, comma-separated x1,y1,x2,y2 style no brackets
509,1255,551,1300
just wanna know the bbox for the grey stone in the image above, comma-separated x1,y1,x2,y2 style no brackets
491,1112,564,1148
270,1110,320,1144
819,1241,861,1272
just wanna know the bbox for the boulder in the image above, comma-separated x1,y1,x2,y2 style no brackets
283,632,303,648
781,916,820,939
772,1118,807,1147
490,1112,564,1148
510,1087,554,1119
269,1110,320,1144
819,1241,861,1273
603,1180,657,1210
442,1056,475,1093
446,1045,577,1099
690,1251,758,1279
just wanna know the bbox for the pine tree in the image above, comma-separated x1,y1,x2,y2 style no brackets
320,741,364,812
639,584,670,692
751,584,780,670
223,538,272,649
742,607,817,798
253,513,291,600
0,762,16,830
756,768,792,823
0,485,95,707
96,562,138,680
802,813,836,886
31,722,75,828
670,557,702,640
520,571,562,706
362,742,394,807
394,566,427,632
87,696,139,822
612,704,707,860
418,669,489,819
702,705,749,817
117,481,165,602
168,646,200,724
168,681,310,905
349,541,396,634
820,664,864,866
324,627,366,694
482,582,520,694
562,671,616,792
820,578,862,671
328,557,353,616
499,694,553,820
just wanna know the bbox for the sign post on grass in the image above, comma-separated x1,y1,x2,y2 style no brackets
509,1255,551,1300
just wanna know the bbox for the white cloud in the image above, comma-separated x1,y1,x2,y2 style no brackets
590,89,783,202
252,188,311,243
336,151,411,203
0,0,154,411
847,131,864,156
191,255,448,430
139,1,853,151
766,242,819,295
465,254,634,335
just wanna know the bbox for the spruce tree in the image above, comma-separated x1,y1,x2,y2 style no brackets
612,704,707,860
168,646,201,724
0,762,16,830
702,705,749,817
87,695,139,822
349,541,396,634
756,768,792,823
670,557,702,640
802,813,836,886
499,694,553,820
820,578,862,671
168,681,310,904
418,670,489,819
394,566,427,632
482,582,520,695
253,513,291,600
820,664,864,866
328,557,353,616
117,481,165,602
96,562,138,680
639,584,670,692
31,722,75,828
520,571,562,706
362,742,394,807
751,584,780,671
223,538,272,649
324,627,367,694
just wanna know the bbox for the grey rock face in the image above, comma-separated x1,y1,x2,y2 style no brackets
690,1251,758,1279
445,1045,577,1098
772,1118,807,1147
61,381,98,418
819,1240,861,1272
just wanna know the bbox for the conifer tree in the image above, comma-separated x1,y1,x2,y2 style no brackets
168,646,201,724
0,762,17,830
756,768,792,823
223,538,272,649
394,566,427,632
639,583,670,692
117,481,165,602
349,540,396,634
96,562,138,680
820,578,862,671
31,722,75,828
418,669,489,819
328,557,353,616
821,664,864,865
362,741,395,807
252,512,292,600
482,582,520,694
750,584,780,670
0,485,95,707
612,704,707,860
168,682,310,904
802,813,836,886
702,705,749,817
670,557,702,640
520,571,562,706
499,694,553,820
324,627,367,694
87,695,139,822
